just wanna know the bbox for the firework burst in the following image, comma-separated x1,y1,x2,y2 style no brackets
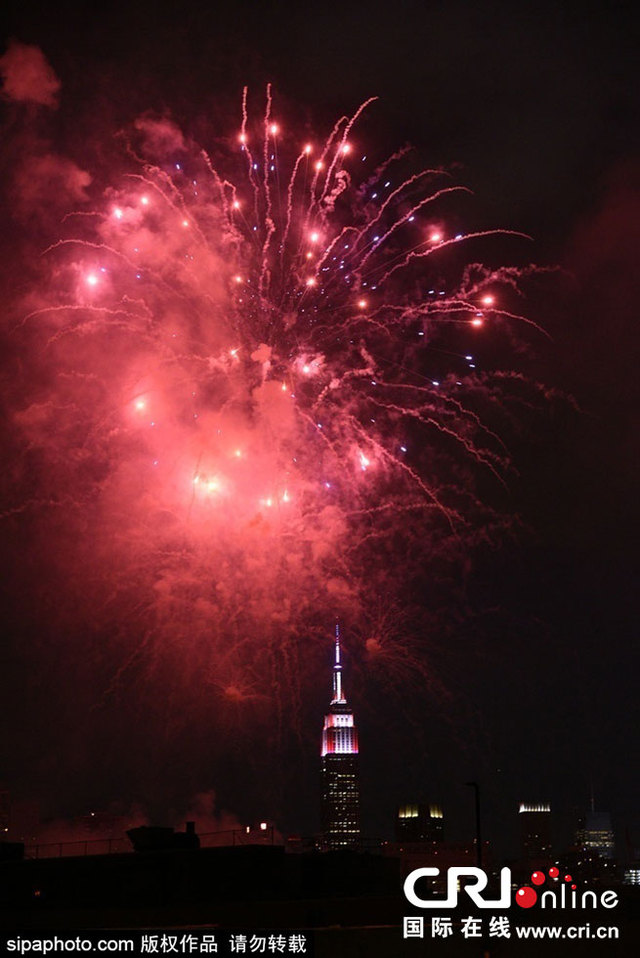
7,86,547,738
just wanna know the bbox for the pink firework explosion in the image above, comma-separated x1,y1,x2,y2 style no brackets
5,86,551,735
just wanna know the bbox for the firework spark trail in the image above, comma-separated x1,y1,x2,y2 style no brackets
374,229,533,287
355,182,470,273
317,97,377,209
259,83,277,298
372,379,509,453
282,145,310,264
240,85,261,222
5,87,551,732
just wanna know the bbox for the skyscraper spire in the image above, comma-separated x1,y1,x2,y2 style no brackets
332,621,345,704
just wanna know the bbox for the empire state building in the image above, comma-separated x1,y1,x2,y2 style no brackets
320,625,361,849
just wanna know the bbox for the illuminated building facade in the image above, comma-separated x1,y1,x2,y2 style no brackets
395,803,444,843
519,802,552,860
320,625,360,849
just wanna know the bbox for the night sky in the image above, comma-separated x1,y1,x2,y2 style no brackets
1,0,638,859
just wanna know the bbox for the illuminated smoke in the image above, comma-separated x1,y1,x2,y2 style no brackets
0,40,61,108
5,85,547,742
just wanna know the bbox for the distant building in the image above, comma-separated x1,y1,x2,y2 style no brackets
519,802,552,860
579,810,615,860
395,803,444,843
320,625,360,849
127,822,200,852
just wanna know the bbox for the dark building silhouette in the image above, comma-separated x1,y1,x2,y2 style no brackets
320,625,360,849
0,841,403,932
519,802,552,860
580,810,615,860
0,789,9,838
127,822,200,852
395,803,444,843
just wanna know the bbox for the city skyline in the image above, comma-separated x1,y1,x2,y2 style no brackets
0,637,633,870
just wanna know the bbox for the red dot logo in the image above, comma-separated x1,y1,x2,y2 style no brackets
564,874,572,883
515,886,538,908
549,867,559,879
572,884,577,890
531,871,545,886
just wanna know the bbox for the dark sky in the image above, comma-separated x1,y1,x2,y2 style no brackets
1,0,638,857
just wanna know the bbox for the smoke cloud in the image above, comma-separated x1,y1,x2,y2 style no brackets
0,42,61,108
